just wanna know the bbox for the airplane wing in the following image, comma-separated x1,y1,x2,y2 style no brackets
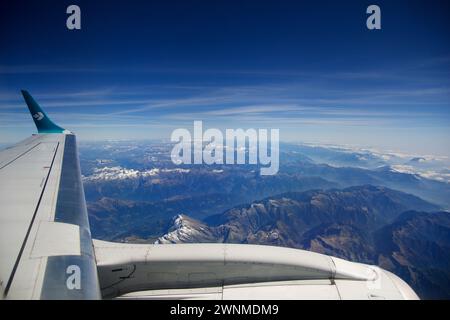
0,91,101,299
0,91,419,300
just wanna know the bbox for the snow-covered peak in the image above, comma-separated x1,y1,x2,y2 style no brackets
173,214,186,229
155,214,217,244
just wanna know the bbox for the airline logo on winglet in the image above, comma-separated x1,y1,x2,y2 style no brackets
33,112,44,121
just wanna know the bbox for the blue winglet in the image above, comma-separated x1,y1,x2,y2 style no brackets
21,90,65,133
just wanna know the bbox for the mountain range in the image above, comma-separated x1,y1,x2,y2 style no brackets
80,141,450,299
154,186,450,299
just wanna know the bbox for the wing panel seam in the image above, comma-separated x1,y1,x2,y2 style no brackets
0,142,41,170
3,142,60,298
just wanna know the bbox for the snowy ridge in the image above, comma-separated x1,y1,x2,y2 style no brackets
155,214,218,244
83,166,190,181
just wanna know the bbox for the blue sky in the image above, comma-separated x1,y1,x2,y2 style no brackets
0,0,449,156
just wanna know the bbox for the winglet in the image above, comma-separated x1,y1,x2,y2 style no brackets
21,90,65,133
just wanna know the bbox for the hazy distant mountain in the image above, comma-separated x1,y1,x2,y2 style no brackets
84,169,337,204
81,141,450,210
408,157,427,164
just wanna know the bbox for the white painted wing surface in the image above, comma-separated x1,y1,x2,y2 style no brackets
0,133,101,299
